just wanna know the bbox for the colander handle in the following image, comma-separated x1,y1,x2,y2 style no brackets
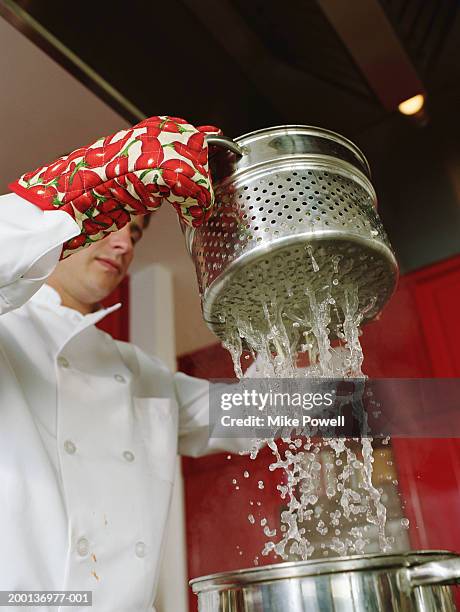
398,557,460,591
206,134,245,157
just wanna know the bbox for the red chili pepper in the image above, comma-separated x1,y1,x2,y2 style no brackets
106,156,129,179
109,182,149,214
187,132,205,152
109,208,131,229
197,125,221,134
102,129,133,147
150,118,190,134
134,116,162,129
40,158,70,183
134,148,164,171
160,159,195,178
168,141,200,167
144,182,170,197
26,184,58,206
187,206,204,219
162,170,203,200
83,213,114,235
98,198,120,214
72,191,96,213
127,173,163,208
58,167,101,202
165,116,188,124
84,133,131,168
22,165,45,183
137,134,163,154
64,234,86,251
197,183,212,205
174,138,208,168
66,147,87,163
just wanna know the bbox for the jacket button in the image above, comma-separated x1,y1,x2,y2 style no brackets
64,440,76,455
114,374,126,383
123,451,135,462
76,537,89,556
57,356,70,368
135,541,146,558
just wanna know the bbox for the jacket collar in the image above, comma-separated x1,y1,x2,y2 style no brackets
31,284,122,328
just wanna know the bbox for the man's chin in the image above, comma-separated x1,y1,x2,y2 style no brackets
89,273,122,301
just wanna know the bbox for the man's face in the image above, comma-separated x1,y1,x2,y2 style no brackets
49,216,145,307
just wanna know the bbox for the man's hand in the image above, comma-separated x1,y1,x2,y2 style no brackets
9,116,220,258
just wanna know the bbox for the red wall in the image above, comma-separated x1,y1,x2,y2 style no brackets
179,254,460,611
97,275,130,341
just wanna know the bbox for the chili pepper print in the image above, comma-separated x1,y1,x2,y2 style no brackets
126,173,163,209
144,116,192,134
133,116,162,129
22,165,46,184
84,132,132,168
63,233,87,252
162,171,205,203
166,141,207,175
134,137,164,171
57,166,101,202
40,158,71,184
137,135,163,154
96,200,131,229
98,198,121,214
25,184,59,208
196,125,221,134
106,155,129,180
109,208,131,229
165,116,189,124
108,182,142,208
186,132,209,165
160,158,196,178
187,206,205,220
72,190,96,214
10,114,220,250
186,132,205,152
109,181,150,215
83,213,115,235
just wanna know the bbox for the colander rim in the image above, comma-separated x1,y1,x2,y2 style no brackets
232,124,371,177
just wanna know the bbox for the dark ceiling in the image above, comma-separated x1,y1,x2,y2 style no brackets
1,0,460,273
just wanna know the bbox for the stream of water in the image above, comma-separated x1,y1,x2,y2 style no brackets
222,279,397,562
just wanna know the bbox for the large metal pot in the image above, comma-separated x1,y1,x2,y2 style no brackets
190,551,460,611
183,126,399,344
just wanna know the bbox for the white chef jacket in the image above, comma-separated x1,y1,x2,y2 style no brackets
0,193,244,612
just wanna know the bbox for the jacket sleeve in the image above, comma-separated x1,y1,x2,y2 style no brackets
174,371,252,457
0,193,80,315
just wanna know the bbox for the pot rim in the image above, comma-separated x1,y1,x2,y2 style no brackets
190,550,457,593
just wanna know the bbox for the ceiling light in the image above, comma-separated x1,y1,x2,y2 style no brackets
398,94,425,116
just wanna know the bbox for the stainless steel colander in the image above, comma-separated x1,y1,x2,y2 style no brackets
182,125,398,343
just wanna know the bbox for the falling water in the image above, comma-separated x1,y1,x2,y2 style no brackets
222,274,395,561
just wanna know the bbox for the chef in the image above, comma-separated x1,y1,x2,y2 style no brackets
0,116,247,611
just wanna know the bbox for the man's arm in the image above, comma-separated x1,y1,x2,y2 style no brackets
175,371,251,457
1,115,219,314
0,193,79,314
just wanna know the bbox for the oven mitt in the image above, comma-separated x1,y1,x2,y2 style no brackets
9,116,220,258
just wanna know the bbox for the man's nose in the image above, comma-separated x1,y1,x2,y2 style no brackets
107,225,133,253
